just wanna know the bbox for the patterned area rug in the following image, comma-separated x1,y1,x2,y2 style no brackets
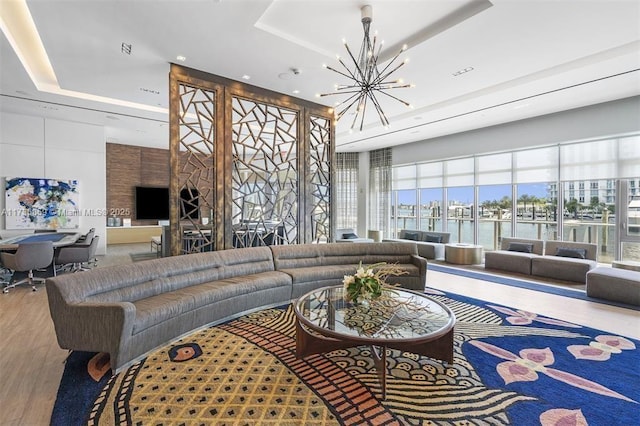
52,289,639,425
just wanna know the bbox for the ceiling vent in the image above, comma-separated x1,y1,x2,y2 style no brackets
121,42,132,55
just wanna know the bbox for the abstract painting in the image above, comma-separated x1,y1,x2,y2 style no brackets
4,177,80,229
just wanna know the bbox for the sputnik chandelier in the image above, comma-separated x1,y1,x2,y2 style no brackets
319,5,413,131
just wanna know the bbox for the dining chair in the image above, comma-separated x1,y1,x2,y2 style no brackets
54,235,100,273
1,241,54,293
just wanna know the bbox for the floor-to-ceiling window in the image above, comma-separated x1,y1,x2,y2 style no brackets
514,145,559,243
384,133,640,263
477,153,512,250
391,164,417,235
560,140,617,262
417,162,444,232
445,158,474,244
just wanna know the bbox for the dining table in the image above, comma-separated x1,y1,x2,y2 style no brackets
0,232,81,251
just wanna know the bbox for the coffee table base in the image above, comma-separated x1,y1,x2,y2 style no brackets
295,319,454,399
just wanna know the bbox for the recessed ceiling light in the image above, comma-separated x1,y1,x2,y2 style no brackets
242,75,251,80
292,89,300,94
176,55,186,62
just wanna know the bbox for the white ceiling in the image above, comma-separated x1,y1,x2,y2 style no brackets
1,0,639,153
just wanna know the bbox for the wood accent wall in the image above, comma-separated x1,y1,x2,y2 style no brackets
106,143,170,226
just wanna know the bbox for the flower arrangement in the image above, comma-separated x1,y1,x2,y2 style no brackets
342,261,407,304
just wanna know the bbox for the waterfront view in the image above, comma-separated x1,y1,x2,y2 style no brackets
392,206,640,264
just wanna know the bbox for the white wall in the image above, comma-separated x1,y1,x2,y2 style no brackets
392,96,640,165
0,112,107,254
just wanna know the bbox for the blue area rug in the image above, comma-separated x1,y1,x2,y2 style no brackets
51,289,639,425
429,263,640,311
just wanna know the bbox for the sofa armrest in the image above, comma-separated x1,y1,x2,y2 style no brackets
47,295,136,358
410,254,428,284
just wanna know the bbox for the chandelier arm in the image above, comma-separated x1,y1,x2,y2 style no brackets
367,91,390,127
337,57,364,82
344,42,367,81
350,101,362,130
373,60,406,87
336,92,365,119
319,88,369,97
376,89,412,107
325,64,358,81
377,83,413,90
357,93,370,131
372,47,406,84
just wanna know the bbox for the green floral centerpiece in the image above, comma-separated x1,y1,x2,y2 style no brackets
342,262,407,304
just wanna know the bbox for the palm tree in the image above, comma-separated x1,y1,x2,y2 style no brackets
565,198,579,219
518,194,532,218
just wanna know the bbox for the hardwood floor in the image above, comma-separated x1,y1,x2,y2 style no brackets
0,245,638,425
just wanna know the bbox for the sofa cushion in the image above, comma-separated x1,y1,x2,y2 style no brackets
508,242,534,253
424,233,443,243
485,250,535,275
555,247,587,259
404,231,420,241
132,271,291,334
342,232,358,239
531,256,596,283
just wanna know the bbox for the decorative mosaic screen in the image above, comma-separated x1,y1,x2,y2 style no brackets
177,83,216,253
309,116,332,242
170,65,334,254
230,97,298,247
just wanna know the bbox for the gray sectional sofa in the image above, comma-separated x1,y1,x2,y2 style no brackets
484,238,598,283
46,242,426,372
383,229,451,260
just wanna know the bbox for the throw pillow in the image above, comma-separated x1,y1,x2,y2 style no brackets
342,233,358,239
507,242,534,253
424,233,443,243
403,231,419,241
555,247,587,259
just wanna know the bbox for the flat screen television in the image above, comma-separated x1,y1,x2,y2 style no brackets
135,186,170,220
134,186,200,221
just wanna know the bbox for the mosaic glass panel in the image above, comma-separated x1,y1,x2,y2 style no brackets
231,97,298,247
178,83,216,253
309,115,332,242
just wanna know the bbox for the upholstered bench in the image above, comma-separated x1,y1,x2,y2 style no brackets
484,237,544,275
383,229,450,260
531,241,598,283
586,267,640,306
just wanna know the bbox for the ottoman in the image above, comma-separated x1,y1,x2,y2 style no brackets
586,266,640,306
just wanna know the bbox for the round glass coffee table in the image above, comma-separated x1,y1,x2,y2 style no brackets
294,285,456,399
